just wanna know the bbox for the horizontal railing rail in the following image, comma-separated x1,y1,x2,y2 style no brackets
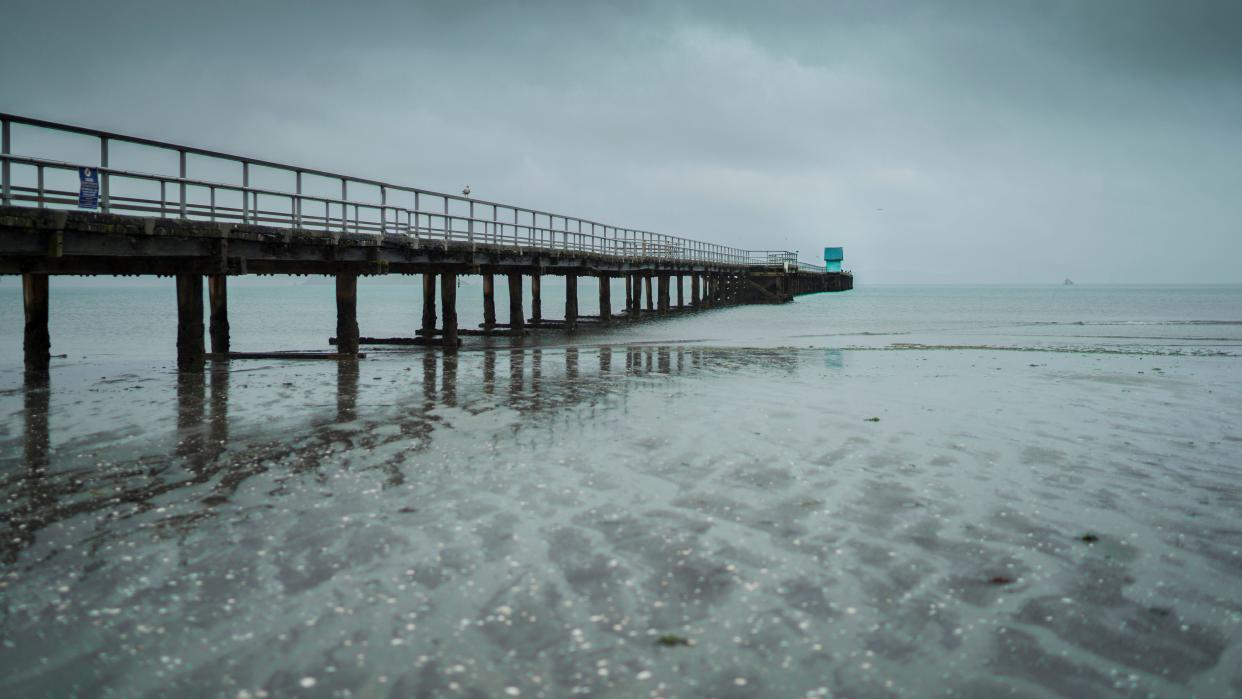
0,113,834,270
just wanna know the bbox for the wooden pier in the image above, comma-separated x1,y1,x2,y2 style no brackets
0,113,851,373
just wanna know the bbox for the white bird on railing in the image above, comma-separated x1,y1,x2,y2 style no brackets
462,185,471,197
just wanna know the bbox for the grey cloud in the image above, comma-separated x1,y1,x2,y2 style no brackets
2,0,1239,282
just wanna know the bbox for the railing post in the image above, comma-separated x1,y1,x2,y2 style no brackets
1,117,10,207
295,171,303,228
414,192,421,241
242,162,250,223
380,185,387,235
179,149,187,218
100,136,110,213
341,178,348,232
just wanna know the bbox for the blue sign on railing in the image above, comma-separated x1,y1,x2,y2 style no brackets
78,167,99,209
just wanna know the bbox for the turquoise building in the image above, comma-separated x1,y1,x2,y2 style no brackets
824,247,844,273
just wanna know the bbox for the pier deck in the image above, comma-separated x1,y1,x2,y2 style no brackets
0,113,851,372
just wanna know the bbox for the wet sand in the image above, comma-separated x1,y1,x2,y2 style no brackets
2,339,1241,698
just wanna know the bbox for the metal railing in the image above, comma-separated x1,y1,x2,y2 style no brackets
0,113,832,270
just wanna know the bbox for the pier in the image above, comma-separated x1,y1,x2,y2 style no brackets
0,113,851,373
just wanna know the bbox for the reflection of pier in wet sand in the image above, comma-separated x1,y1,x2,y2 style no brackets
6,344,799,561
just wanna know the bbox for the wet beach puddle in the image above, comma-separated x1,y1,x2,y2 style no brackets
1,345,1241,698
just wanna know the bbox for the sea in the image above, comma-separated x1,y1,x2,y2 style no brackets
1,281,1240,698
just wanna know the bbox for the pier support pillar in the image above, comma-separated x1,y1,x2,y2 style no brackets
644,275,654,312
23,273,50,374
208,275,229,354
631,274,642,316
565,274,578,330
482,273,496,329
676,275,684,309
508,273,524,334
624,275,633,314
441,272,458,349
530,273,541,325
691,274,700,307
335,272,359,356
177,274,206,369
657,274,669,313
598,274,611,322
421,273,437,335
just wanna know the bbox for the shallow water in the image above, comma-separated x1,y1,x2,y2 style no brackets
1,284,1241,698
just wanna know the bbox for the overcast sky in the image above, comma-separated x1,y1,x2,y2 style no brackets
2,0,1239,283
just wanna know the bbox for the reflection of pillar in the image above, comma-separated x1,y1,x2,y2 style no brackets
23,273,50,374
566,348,579,381
177,369,206,466
598,274,611,322
421,350,437,402
483,350,496,395
177,274,206,370
565,274,578,331
421,272,437,334
599,346,612,374
441,352,457,406
24,372,50,472
336,359,358,422
530,349,542,409
482,273,496,329
17,372,52,557
508,273,524,333
530,273,541,325
441,272,458,349
209,364,229,452
509,349,524,398
208,274,230,354
658,347,670,374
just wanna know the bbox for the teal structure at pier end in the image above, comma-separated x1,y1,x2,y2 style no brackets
824,247,843,273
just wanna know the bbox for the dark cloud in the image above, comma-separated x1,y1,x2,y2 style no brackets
2,0,1239,282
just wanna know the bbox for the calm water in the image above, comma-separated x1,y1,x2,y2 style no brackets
1,283,1241,698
